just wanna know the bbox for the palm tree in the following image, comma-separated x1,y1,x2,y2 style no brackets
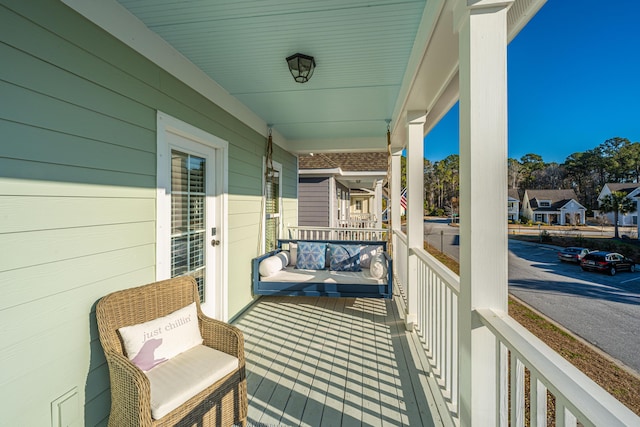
599,191,636,238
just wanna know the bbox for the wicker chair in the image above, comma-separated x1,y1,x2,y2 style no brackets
96,276,247,426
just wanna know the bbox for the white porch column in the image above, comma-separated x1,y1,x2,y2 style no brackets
391,152,402,234
405,111,426,330
375,179,383,228
329,177,336,228
456,0,513,424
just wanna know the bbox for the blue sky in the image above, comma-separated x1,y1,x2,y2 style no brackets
424,1,640,164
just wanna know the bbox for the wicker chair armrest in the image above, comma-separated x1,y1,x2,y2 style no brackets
105,351,153,426
199,314,245,365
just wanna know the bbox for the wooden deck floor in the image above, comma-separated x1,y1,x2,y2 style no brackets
233,296,445,426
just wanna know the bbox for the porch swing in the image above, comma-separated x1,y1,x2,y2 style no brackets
251,126,394,299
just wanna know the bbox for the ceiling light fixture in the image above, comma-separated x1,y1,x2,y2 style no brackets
286,53,316,83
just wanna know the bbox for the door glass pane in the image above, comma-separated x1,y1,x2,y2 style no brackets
265,217,279,253
171,193,188,234
171,150,206,301
265,172,280,252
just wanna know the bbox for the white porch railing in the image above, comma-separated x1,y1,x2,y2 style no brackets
395,230,459,418
337,218,378,229
393,229,639,426
392,230,408,286
285,225,387,241
348,212,375,221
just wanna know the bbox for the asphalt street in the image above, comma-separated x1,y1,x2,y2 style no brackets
422,217,640,374
508,240,640,374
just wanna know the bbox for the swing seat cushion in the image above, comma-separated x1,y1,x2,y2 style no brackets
253,240,393,299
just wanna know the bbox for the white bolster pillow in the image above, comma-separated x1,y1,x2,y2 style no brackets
259,251,289,277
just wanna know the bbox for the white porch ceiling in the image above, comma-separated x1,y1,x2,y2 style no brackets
102,0,544,153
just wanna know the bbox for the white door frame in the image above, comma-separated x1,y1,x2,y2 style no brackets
156,111,229,320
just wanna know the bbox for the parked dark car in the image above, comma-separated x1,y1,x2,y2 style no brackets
580,251,636,276
557,247,590,263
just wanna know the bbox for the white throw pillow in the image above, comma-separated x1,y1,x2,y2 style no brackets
369,253,388,279
118,302,203,371
360,245,383,268
259,251,289,277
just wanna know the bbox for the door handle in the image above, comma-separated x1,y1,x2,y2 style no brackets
211,239,220,247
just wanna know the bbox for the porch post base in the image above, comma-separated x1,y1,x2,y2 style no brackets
405,313,417,331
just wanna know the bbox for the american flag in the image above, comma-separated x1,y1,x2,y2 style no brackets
400,188,407,209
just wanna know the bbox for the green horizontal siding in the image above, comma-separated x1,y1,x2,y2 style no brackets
1,120,156,176
1,245,156,311
0,196,155,233
0,0,298,425
0,267,155,427
0,221,156,271
0,80,156,152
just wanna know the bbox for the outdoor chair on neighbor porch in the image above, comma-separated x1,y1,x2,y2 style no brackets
96,276,247,426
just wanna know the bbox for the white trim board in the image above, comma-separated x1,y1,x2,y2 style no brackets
156,111,230,321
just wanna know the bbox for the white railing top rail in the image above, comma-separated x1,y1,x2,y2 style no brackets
349,213,375,220
476,308,640,427
394,229,407,243
411,246,460,295
337,219,378,228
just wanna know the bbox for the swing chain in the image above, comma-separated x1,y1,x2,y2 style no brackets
266,126,274,180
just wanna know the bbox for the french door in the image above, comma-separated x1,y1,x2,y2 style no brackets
157,112,227,319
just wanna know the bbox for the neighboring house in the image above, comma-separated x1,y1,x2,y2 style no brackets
508,189,520,221
521,189,586,225
298,153,387,228
596,183,640,226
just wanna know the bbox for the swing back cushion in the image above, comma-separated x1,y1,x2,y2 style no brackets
327,243,361,272
296,241,327,270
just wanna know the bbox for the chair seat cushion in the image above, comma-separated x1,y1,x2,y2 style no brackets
145,344,239,420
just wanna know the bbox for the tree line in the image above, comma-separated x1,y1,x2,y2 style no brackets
402,137,640,215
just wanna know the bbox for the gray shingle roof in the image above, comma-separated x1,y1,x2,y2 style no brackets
526,189,580,210
299,152,388,172
605,183,640,195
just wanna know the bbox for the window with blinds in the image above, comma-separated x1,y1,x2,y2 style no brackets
171,150,206,301
265,171,280,252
